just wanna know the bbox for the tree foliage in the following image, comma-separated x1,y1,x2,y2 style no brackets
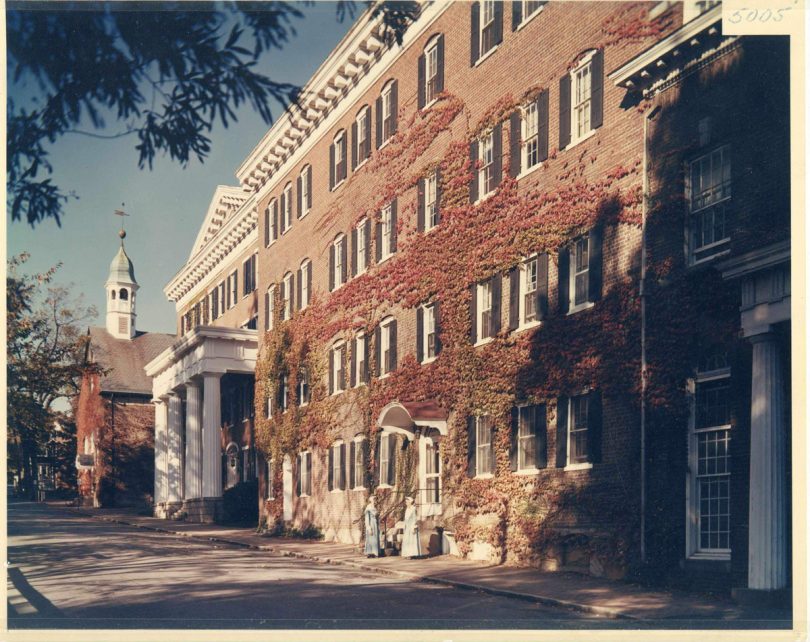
7,254,96,495
6,1,419,227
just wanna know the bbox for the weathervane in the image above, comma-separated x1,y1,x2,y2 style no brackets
114,203,129,244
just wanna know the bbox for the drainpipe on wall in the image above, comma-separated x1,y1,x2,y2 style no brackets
640,104,661,565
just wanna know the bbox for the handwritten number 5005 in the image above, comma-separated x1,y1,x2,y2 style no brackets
727,7,790,23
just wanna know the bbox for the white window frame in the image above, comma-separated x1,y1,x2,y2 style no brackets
516,404,538,472
282,272,293,321
266,284,276,331
299,451,311,497
479,0,497,59
356,218,368,274
218,281,226,317
566,393,592,470
356,107,369,167
420,435,442,514
379,432,392,488
334,131,346,188
333,234,346,289
282,183,292,234
424,36,440,106
517,0,546,29
425,171,439,231
279,373,289,413
519,254,541,329
268,198,278,245
352,435,366,490
569,234,593,314
478,129,495,201
354,331,366,387
687,145,731,266
332,341,346,394
476,280,494,344
380,318,395,377
267,459,274,499
380,205,394,262
300,259,311,310
331,440,344,493
300,166,311,218
521,101,540,172
229,271,238,307
686,358,732,559
298,368,310,407
475,415,493,478
421,303,438,364
570,52,596,147
381,81,394,144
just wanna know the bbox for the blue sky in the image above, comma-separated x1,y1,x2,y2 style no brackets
7,2,353,335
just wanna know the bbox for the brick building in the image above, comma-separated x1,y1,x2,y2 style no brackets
152,1,792,599
75,231,174,508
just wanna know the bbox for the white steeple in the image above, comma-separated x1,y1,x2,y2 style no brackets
105,212,139,340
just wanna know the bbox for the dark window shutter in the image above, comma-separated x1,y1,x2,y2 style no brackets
469,140,479,203
296,456,302,496
373,437,380,487
280,192,286,233
296,268,302,311
470,284,478,343
491,273,502,334
340,235,348,284
508,267,519,330
329,142,335,190
339,345,347,390
417,53,426,109
509,111,521,178
416,306,424,363
374,325,382,377
349,441,356,490
435,167,442,224
329,243,335,292
535,404,548,468
350,336,357,388
306,166,312,210
558,246,570,314
297,175,302,218
489,422,495,474
351,121,358,170
389,320,397,371
375,219,382,263
279,279,286,313
434,301,442,355
306,263,312,303
591,49,604,130
494,0,504,44
264,207,270,246
555,397,569,468
537,252,549,320
390,198,398,253
492,123,503,188
512,0,523,29
264,291,270,330
363,334,370,383
272,201,279,241
509,407,518,472
436,34,445,93
364,218,372,267
387,434,397,486
588,225,603,303
362,439,370,488
289,273,295,312
390,80,398,134
351,226,358,277
417,177,425,232
559,73,572,150
340,442,346,490
375,95,383,148
341,137,348,181
328,348,334,395
467,416,476,477
470,1,480,65
587,390,603,464
538,89,549,162
306,454,312,494
364,108,372,158
328,447,334,491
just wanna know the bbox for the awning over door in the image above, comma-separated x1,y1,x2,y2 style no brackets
376,400,448,440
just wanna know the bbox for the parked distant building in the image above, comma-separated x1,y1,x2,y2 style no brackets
74,229,174,508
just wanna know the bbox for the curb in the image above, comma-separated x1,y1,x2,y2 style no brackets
63,507,636,620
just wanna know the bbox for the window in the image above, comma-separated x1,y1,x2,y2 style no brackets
522,102,540,170
211,288,219,321
419,170,440,232
242,446,254,483
298,165,312,218
329,441,346,492
559,228,601,314
472,275,501,343
352,436,366,490
298,368,310,406
353,331,367,386
418,35,444,110
684,0,721,21
266,459,274,499
573,61,592,142
381,204,394,261
521,256,539,325
244,316,258,330
229,270,238,307
379,318,397,376
479,0,498,57
513,0,546,28
571,235,589,309
330,341,346,394
516,405,538,470
282,272,294,321
266,198,279,245
242,254,257,296
378,433,396,487
330,234,347,290
330,131,347,190
479,129,496,198
297,451,312,497
567,394,589,465
377,80,397,147
354,218,369,275
299,259,311,310
278,373,289,413
424,436,441,504
281,183,292,234
265,285,275,331
688,353,731,557
468,415,493,477
218,282,226,317
688,145,731,264
560,50,603,149
353,107,371,168
417,302,441,364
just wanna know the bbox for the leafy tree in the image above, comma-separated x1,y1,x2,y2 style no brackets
6,1,419,227
7,254,96,497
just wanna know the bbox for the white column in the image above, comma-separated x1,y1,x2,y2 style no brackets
184,381,203,500
166,393,184,504
202,374,223,498
747,332,788,590
153,399,168,505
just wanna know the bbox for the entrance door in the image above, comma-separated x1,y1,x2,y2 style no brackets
282,455,293,521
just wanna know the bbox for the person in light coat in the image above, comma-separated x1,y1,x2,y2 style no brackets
363,495,381,557
401,496,421,558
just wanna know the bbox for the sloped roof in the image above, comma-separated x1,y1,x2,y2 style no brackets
187,185,247,261
87,327,176,395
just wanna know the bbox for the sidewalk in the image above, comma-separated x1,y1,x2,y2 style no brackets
55,503,787,623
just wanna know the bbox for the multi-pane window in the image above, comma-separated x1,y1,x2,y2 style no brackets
517,405,537,470
379,434,391,486
333,131,347,186
425,39,440,104
334,235,346,289
688,145,731,264
425,171,439,230
571,235,590,308
689,354,731,554
331,441,344,491
381,205,394,261
423,303,437,361
425,437,441,503
476,415,493,476
523,0,546,20
282,272,293,321
572,58,592,141
332,342,346,394
381,319,396,375
229,270,238,307
356,219,368,274
279,373,289,412
356,108,370,165
242,255,257,296
381,82,395,143
300,259,311,309
568,394,589,465
479,129,495,198
478,280,494,341
522,102,540,170
265,285,275,331
298,368,310,406
521,256,539,325
353,437,366,489
281,183,292,233
300,166,311,218
298,451,311,496
479,0,497,56
218,282,226,317
354,332,366,386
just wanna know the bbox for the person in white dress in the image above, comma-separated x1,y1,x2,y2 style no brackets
400,496,421,558
363,495,381,557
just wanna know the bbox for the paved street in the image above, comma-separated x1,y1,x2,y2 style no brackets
8,502,611,630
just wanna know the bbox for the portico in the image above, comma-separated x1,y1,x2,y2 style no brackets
146,326,257,523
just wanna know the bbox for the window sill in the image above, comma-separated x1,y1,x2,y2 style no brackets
515,320,542,334
563,128,597,152
379,372,391,380
474,44,499,68
420,356,438,366
331,389,345,397
564,462,593,472
688,246,731,268
300,209,310,219
517,161,544,182
423,222,439,234
377,483,393,490
330,488,344,494
422,96,439,111
355,158,369,172
567,301,595,316
474,473,494,480
474,337,494,348
299,494,310,499
474,190,496,206
299,401,309,408
379,138,392,151
378,253,394,265
515,467,540,476
515,7,544,31
331,178,346,192
687,551,731,561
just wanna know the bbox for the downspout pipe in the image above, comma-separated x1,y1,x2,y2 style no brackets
640,103,661,565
